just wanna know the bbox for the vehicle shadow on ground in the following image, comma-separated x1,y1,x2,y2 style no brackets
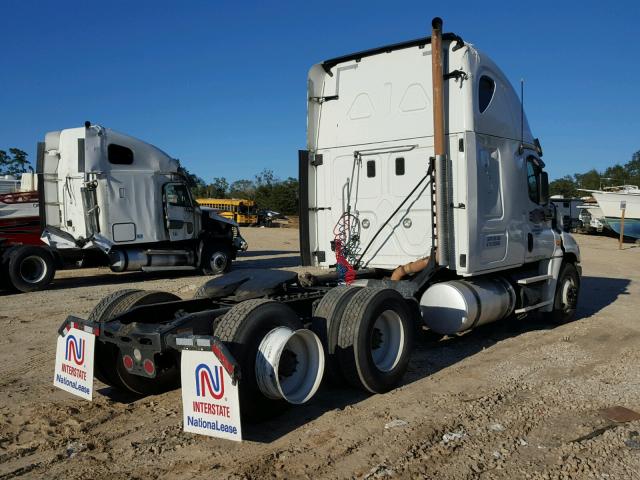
403,275,631,385
236,255,302,270
0,254,304,295
23,270,201,293
244,276,631,442
97,386,143,403
238,250,297,257
242,385,370,443
576,276,631,318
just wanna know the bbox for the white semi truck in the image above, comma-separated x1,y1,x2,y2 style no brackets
1,125,247,292
57,18,581,421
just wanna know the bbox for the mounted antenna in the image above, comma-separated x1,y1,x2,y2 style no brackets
519,79,524,154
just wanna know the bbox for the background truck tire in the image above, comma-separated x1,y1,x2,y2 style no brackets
214,299,303,421
0,247,13,290
548,262,580,324
200,242,232,275
88,289,143,390
311,285,362,383
6,246,56,292
88,289,143,323
337,288,414,394
89,290,181,395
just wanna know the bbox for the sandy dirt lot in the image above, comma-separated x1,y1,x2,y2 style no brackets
1,228,639,479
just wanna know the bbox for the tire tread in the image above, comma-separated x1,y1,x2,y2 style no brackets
215,298,276,341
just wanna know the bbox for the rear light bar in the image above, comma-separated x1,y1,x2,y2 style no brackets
171,335,240,385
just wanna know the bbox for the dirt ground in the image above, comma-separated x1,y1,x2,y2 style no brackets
1,228,639,479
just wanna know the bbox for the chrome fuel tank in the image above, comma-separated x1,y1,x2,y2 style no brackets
420,277,516,334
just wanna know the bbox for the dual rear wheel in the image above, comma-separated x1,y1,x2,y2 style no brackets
87,285,415,414
313,287,415,394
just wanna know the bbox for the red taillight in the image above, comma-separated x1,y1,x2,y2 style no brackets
143,359,155,375
212,344,234,378
123,355,134,370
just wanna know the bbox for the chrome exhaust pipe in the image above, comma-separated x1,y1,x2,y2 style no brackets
431,17,449,267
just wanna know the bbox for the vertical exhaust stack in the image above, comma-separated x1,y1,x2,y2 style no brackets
431,17,449,267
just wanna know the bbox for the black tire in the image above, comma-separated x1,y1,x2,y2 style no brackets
0,247,14,290
200,242,232,275
88,289,143,389
548,262,580,324
337,288,415,394
6,246,56,292
311,285,362,383
214,299,303,421
89,290,181,395
88,289,143,323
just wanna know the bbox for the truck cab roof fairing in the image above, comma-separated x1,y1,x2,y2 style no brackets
321,33,465,75
309,40,535,151
84,126,180,173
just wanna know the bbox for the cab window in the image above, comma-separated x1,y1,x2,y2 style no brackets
165,184,191,207
478,75,495,113
108,144,134,165
526,156,542,203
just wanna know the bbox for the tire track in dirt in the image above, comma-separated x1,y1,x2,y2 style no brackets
0,351,53,388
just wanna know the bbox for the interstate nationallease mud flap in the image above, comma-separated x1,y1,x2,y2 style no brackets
53,322,97,400
177,336,243,441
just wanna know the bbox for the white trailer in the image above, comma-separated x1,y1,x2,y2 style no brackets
56,18,581,425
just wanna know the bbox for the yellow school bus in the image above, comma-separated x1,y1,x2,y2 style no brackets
196,198,258,226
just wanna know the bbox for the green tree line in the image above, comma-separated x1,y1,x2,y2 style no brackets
184,167,299,215
0,148,30,176
550,150,640,198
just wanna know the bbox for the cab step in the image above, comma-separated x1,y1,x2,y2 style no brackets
141,266,197,272
517,274,552,285
514,299,552,314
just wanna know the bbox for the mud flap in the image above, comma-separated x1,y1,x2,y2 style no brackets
173,335,243,442
53,321,97,400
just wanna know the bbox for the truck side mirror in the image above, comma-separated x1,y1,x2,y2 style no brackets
538,171,549,205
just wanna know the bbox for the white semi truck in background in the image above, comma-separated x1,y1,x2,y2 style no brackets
58,18,581,421
1,124,247,292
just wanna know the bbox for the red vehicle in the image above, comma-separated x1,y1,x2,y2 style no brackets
0,190,57,292
0,190,41,245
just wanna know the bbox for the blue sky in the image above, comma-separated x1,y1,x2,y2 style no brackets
1,0,638,182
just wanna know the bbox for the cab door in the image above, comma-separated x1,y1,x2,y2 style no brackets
163,182,196,241
523,155,555,263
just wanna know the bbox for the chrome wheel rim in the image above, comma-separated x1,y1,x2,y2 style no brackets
209,252,227,272
370,310,405,372
19,255,47,284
